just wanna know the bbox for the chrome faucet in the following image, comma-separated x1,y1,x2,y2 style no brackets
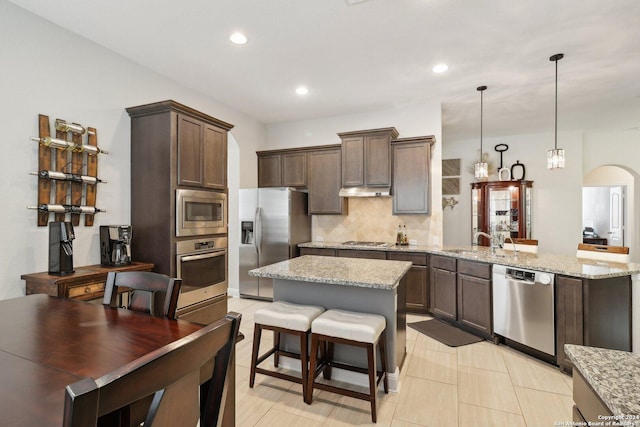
473,231,496,255
503,236,519,260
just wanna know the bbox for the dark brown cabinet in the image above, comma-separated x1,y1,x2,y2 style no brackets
177,113,228,190
392,136,435,215
308,147,347,215
338,127,398,188
457,260,492,336
388,252,429,313
336,249,386,259
556,274,631,373
429,255,458,321
282,152,307,187
257,153,282,187
299,247,337,257
471,180,533,246
257,151,308,188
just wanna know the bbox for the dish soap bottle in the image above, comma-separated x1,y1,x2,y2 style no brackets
396,225,403,245
402,225,408,245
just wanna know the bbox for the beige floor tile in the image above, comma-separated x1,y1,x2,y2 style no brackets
390,420,427,427
273,387,341,422
458,403,526,427
502,347,572,395
457,341,508,373
254,407,323,427
324,389,397,426
514,386,573,426
457,365,521,414
235,371,293,426
405,349,457,385
394,376,458,427
412,331,457,354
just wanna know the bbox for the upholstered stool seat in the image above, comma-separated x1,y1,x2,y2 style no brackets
250,301,325,398
306,308,388,423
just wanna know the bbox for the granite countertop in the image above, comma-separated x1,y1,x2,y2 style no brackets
249,255,412,290
565,344,640,422
299,241,640,279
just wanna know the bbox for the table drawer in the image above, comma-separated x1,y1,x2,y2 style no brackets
458,260,491,279
387,252,427,266
430,255,456,272
67,281,105,299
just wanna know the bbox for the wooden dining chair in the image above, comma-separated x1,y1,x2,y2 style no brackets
63,312,241,427
103,271,182,319
576,243,630,263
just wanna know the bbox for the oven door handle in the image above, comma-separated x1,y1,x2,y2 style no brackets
255,207,262,255
179,251,226,263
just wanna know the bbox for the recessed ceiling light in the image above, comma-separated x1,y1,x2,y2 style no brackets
295,86,309,96
229,32,248,45
432,63,449,73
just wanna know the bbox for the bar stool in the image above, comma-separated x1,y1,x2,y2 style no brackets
249,300,325,398
305,309,388,423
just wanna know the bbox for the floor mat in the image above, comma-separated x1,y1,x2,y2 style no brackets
408,319,484,347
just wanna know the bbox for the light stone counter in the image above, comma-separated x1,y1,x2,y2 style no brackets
249,255,412,289
298,241,640,279
565,344,640,423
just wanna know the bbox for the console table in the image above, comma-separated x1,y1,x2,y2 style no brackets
21,262,154,301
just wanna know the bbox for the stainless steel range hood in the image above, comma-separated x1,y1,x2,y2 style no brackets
338,186,391,197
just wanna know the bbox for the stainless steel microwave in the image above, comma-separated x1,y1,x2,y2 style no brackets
176,189,227,237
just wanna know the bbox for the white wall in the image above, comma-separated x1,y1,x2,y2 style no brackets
443,131,583,255
266,102,444,245
0,1,266,299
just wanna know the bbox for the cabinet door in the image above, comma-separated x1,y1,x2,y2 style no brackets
405,266,429,313
282,152,307,187
299,247,336,257
429,267,457,320
308,149,347,214
177,114,204,187
364,134,391,186
258,154,282,187
556,275,584,371
336,249,386,259
203,123,227,189
392,141,430,214
341,136,364,187
457,273,492,336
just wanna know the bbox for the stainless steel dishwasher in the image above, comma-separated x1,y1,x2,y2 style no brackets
492,264,556,356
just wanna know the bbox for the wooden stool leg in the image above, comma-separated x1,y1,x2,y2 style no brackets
305,333,320,404
366,342,377,423
273,331,281,367
249,325,263,388
379,331,388,393
323,340,334,380
300,330,309,400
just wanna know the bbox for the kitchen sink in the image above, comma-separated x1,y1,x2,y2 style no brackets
443,249,479,255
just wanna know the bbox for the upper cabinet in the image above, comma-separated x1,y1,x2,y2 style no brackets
471,180,533,245
392,136,435,215
257,150,307,188
338,127,399,188
308,147,347,215
177,114,228,190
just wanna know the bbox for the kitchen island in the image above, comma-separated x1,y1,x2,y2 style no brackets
249,255,411,392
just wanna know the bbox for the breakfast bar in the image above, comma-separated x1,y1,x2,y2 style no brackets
249,255,411,391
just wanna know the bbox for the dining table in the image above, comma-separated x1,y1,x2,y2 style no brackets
0,294,204,426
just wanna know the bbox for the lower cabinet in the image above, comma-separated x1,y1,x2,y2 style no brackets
388,252,429,313
299,247,336,257
429,255,492,338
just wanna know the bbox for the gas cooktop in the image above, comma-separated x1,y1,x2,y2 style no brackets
341,241,390,248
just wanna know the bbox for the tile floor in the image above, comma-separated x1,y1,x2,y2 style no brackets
229,297,574,426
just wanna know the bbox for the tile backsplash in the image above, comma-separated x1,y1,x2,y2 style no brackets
312,197,442,245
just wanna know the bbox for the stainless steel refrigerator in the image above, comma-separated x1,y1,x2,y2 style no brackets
239,188,311,300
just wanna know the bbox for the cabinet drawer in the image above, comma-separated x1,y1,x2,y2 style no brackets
430,255,457,272
336,249,386,259
387,252,427,266
458,260,491,279
67,281,105,299
299,247,336,257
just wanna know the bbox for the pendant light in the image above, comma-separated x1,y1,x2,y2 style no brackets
475,85,488,179
548,53,565,169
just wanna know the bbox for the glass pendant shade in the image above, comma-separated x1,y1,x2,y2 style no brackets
475,161,488,179
547,148,565,169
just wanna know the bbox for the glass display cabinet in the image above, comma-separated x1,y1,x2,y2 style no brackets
471,180,533,246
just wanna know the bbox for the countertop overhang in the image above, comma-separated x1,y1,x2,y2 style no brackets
249,255,412,290
298,241,640,279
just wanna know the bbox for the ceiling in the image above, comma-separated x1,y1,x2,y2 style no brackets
8,0,640,140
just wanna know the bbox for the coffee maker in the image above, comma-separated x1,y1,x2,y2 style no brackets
100,225,132,266
49,221,75,275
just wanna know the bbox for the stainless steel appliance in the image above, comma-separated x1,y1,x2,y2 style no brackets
175,236,227,310
239,188,311,300
99,225,132,266
176,189,227,237
48,221,75,275
492,264,555,356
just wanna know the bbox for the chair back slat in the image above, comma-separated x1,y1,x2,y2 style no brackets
63,312,241,427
